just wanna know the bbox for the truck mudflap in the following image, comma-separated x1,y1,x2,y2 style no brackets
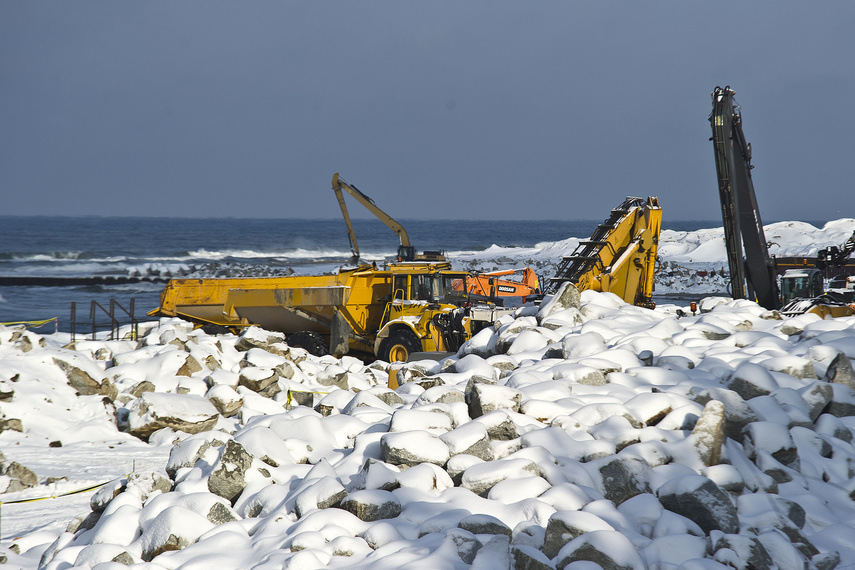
329,309,353,356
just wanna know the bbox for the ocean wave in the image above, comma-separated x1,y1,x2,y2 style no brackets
185,247,382,260
0,251,85,262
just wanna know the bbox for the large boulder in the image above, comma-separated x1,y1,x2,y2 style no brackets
52,355,113,398
512,545,556,570
238,367,279,396
826,352,855,389
467,383,522,419
726,362,778,400
537,283,582,322
657,474,738,534
1,461,38,493
711,533,774,570
340,489,402,521
470,534,511,569
207,440,253,503
139,506,215,561
293,476,348,517
440,422,494,461
543,510,615,559
458,513,512,537
588,455,652,506
380,431,450,468
127,393,219,440
741,421,798,466
690,399,726,466
165,433,226,480
553,529,646,570
461,458,539,497
205,385,243,417
0,418,23,434
235,326,286,353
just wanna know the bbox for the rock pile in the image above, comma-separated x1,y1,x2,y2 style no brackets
3,285,855,569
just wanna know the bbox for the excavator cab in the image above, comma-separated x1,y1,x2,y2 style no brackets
780,269,824,304
397,245,416,262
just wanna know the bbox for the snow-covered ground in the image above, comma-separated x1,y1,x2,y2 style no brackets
3,219,855,569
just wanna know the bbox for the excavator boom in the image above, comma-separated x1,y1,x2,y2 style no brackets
465,267,540,301
332,173,412,262
546,196,661,307
709,86,780,310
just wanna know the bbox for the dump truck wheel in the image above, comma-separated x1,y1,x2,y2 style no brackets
287,331,329,356
379,330,421,363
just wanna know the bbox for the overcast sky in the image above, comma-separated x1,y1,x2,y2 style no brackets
2,2,853,222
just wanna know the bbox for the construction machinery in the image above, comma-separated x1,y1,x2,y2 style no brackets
546,196,662,307
778,229,855,315
780,268,824,306
150,173,517,362
332,173,445,263
816,230,855,271
333,172,538,304
709,86,781,311
465,268,540,303
710,87,853,317
150,260,494,361
778,228,854,306
151,172,664,360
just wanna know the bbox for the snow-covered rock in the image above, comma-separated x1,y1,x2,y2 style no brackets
5,288,855,570
127,392,220,440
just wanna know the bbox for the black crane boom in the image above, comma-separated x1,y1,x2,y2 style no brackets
710,86,781,310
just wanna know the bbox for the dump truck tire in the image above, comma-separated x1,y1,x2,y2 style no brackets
379,330,421,363
287,331,330,357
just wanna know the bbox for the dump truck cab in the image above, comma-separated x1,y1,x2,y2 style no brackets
373,262,471,362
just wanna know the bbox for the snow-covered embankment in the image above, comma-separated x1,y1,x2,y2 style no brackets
452,218,855,298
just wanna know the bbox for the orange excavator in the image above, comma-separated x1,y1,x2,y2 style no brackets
463,267,540,303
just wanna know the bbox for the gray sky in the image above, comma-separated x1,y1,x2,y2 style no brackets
2,2,853,221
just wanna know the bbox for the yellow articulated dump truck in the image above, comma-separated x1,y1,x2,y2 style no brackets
150,260,499,362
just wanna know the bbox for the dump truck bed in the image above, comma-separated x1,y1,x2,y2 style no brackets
151,272,357,330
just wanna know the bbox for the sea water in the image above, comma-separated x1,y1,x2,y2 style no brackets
1,216,720,331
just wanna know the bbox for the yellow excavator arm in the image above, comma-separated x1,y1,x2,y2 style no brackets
547,196,661,307
332,173,412,263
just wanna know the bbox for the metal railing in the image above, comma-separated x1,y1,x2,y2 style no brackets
70,298,138,341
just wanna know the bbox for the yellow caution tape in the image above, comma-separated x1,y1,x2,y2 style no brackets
0,473,132,537
0,474,129,506
0,317,58,330
285,388,330,407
